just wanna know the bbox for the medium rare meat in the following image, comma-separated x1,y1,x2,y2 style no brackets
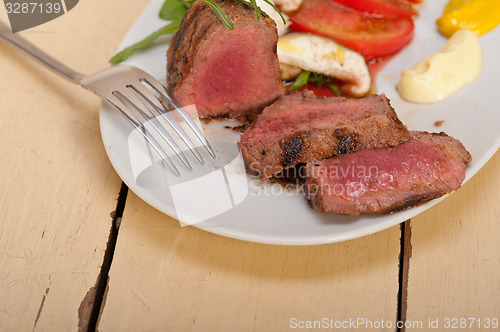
305,131,471,215
166,0,284,118
411,131,471,165
238,93,411,179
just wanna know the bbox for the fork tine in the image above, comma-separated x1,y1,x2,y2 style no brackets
140,76,217,159
107,93,181,176
114,90,193,171
166,96,217,159
127,81,205,165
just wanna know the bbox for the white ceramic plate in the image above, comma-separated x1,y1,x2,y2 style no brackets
100,0,500,245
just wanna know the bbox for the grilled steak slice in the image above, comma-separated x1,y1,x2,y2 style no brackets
411,131,471,165
305,131,471,215
238,93,411,179
167,0,284,118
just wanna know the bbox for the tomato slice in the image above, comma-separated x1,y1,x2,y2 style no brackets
289,0,414,60
333,0,417,18
297,83,337,97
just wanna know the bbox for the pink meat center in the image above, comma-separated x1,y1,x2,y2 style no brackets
189,25,272,112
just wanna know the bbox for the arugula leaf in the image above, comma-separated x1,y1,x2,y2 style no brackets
308,72,326,88
159,0,192,21
327,83,341,97
291,71,311,90
109,22,180,64
290,71,342,96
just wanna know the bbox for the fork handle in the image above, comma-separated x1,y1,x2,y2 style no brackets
0,20,85,83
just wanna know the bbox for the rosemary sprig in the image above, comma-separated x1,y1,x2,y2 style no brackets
262,0,286,25
233,0,268,18
249,0,260,21
109,0,285,63
233,0,286,24
202,0,234,30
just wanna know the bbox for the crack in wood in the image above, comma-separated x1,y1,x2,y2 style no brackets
78,286,96,331
396,220,412,332
77,182,128,332
33,287,50,331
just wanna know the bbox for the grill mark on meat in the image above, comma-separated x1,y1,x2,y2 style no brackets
282,133,307,167
335,129,359,154
187,20,198,46
188,18,210,53
239,93,411,179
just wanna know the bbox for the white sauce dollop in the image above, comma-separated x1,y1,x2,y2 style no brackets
397,29,482,104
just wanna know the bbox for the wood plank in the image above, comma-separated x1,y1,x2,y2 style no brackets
98,192,401,331
0,1,147,330
406,150,500,328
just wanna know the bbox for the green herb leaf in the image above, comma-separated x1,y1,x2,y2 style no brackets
233,0,269,17
180,0,194,9
291,71,311,90
327,83,341,97
202,0,234,30
249,0,260,21
262,0,286,24
109,22,180,64
308,72,327,89
159,0,190,21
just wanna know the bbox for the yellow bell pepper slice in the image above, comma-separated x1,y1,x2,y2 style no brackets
436,0,500,38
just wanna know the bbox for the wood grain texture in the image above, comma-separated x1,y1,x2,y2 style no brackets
0,1,147,330
406,150,500,328
98,192,401,331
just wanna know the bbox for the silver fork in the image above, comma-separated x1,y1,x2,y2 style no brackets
0,21,215,176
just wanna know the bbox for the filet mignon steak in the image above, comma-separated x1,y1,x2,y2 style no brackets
167,0,284,118
305,131,471,215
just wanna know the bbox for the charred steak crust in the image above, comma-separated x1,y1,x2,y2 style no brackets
238,93,411,178
304,131,471,215
282,133,308,168
167,0,223,94
167,0,284,117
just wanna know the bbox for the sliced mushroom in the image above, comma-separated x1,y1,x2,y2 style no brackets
277,32,372,97
280,63,302,81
